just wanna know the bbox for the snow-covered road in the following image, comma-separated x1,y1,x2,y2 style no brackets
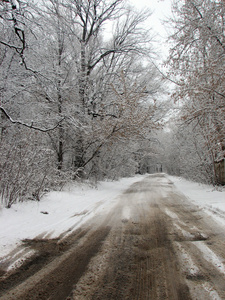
0,174,225,299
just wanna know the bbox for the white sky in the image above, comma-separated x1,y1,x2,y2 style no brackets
129,0,172,36
129,0,173,58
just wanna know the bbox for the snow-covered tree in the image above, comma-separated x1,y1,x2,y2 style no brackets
0,0,165,206
166,0,225,184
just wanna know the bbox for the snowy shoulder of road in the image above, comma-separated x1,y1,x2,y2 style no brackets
0,175,145,258
0,174,224,260
168,175,225,227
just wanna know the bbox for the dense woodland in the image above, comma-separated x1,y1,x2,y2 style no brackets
163,0,225,185
0,0,224,207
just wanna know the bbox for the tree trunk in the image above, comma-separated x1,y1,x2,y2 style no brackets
73,41,86,174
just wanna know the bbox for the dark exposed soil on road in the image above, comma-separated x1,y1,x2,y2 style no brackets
0,174,225,299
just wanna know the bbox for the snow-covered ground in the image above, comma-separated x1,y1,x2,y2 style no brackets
0,174,224,260
0,175,145,258
168,175,225,228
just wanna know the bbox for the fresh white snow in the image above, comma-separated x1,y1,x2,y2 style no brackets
0,175,145,258
168,175,225,227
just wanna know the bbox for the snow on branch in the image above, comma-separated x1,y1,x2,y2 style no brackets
0,106,64,132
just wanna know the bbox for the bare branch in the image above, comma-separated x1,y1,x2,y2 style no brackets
190,2,225,53
0,106,64,132
0,40,23,52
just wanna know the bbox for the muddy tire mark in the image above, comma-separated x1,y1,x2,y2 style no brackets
0,174,225,300
0,225,110,300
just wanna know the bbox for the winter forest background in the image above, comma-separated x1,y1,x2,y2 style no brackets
0,0,225,208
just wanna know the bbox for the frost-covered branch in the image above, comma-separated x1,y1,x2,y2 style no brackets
0,106,64,132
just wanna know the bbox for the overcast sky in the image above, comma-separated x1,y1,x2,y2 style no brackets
103,0,173,60
129,0,173,58
129,0,172,35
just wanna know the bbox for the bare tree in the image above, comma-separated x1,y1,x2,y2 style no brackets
0,0,26,57
0,0,165,206
166,0,225,184
57,0,153,171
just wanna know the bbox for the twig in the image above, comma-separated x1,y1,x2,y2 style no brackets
0,106,64,132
